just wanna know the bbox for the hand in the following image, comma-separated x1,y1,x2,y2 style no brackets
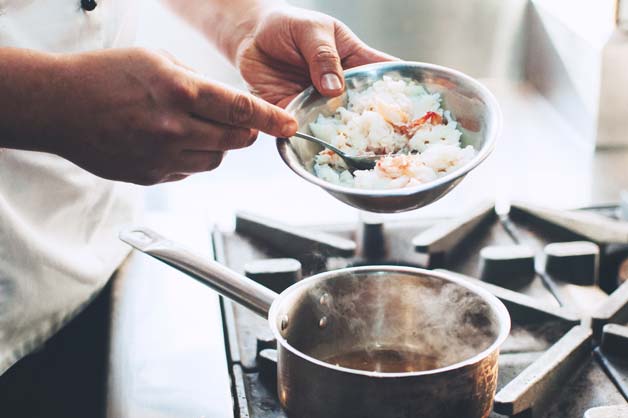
235,7,396,107
48,48,297,185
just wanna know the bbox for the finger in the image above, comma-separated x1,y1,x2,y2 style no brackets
190,79,298,138
178,117,259,151
174,151,225,174
293,22,345,97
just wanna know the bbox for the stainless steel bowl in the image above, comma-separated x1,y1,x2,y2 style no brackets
276,61,502,213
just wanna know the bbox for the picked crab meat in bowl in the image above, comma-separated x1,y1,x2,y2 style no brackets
310,76,476,189
276,61,501,213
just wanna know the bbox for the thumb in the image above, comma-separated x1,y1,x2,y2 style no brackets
294,25,344,97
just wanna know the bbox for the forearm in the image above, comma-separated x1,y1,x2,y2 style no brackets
0,48,69,153
163,0,285,64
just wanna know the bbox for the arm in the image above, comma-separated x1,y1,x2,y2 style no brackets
162,0,281,64
0,47,296,184
0,48,69,152
163,0,395,106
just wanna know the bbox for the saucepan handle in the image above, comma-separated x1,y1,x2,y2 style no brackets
119,227,278,318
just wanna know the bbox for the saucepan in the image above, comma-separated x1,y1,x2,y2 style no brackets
120,227,510,418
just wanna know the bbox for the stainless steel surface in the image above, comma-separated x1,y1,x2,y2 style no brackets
291,0,529,80
511,201,628,244
619,0,628,30
585,405,628,418
440,270,579,324
494,326,593,416
217,205,628,417
277,61,501,213
235,211,356,257
244,258,303,293
292,131,378,171
291,0,625,149
593,280,628,336
413,200,496,253
601,323,628,357
621,191,628,220
597,26,628,148
119,227,277,317
595,346,628,403
526,0,628,148
123,227,511,418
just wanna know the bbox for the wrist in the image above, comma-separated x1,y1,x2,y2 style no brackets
35,52,83,156
0,48,74,153
213,0,286,64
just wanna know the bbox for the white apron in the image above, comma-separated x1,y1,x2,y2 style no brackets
0,0,141,375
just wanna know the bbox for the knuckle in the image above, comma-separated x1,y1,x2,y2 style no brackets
229,93,256,126
155,114,185,138
134,48,171,76
262,110,277,134
312,45,339,65
167,78,197,106
131,47,156,63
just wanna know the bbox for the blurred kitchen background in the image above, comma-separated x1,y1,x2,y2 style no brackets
136,0,628,227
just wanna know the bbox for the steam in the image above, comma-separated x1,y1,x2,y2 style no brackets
303,272,500,371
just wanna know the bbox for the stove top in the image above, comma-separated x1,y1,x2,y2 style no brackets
212,200,628,418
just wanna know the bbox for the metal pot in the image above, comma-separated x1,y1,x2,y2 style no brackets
120,227,510,418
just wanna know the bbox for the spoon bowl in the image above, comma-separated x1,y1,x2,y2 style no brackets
292,131,378,171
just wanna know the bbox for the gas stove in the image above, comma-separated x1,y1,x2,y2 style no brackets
211,200,628,418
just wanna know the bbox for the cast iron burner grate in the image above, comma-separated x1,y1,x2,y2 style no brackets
212,200,628,418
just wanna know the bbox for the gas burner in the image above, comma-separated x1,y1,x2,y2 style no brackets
213,200,628,418
479,244,535,289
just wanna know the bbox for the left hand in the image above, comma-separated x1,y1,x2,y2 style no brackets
236,7,396,107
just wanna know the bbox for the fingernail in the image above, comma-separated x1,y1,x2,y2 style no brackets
281,119,298,137
321,73,342,91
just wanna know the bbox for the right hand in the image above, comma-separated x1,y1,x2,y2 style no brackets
47,48,297,185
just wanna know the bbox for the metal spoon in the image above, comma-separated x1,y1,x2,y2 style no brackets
293,132,379,171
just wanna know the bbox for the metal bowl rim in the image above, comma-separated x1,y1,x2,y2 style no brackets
276,61,502,198
268,265,511,378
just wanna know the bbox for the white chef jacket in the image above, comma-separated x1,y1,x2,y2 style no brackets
0,0,141,375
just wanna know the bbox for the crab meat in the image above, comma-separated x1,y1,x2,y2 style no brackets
376,100,409,125
389,111,444,138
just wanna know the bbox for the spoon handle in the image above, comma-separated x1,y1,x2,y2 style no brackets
293,131,346,156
